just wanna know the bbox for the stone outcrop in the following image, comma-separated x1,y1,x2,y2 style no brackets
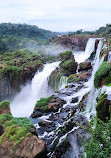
0,64,43,101
79,61,92,71
59,51,78,76
31,95,66,118
96,93,111,121
0,100,47,158
51,35,99,51
68,71,91,83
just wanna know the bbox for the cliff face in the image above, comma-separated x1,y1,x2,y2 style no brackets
0,64,43,101
51,35,99,50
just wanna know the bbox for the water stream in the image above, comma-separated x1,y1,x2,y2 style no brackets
10,62,60,117
10,38,106,158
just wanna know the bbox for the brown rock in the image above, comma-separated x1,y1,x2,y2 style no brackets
79,62,92,71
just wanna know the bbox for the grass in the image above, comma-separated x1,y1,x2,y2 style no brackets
35,95,53,108
0,114,34,146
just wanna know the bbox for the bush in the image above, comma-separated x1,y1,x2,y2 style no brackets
85,118,111,158
94,62,111,88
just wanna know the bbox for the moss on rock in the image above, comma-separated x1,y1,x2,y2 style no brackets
0,100,10,114
59,51,78,76
94,62,111,88
59,51,73,61
96,93,111,121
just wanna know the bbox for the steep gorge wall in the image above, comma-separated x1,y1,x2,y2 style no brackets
51,35,99,50
0,65,42,101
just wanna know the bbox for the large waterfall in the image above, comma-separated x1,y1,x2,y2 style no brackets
10,38,106,158
10,62,60,117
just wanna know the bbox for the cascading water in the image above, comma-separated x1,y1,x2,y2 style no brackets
10,62,60,117
28,38,105,158
58,76,68,90
74,38,96,63
84,40,104,120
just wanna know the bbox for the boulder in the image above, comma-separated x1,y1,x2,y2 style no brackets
68,71,91,83
79,61,92,71
31,96,66,118
59,51,78,76
0,125,4,136
96,93,111,121
71,97,79,103
0,100,47,158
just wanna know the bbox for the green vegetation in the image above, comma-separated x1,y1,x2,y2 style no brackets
59,51,73,61
67,74,80,83
68,24,111,36
35,95,53,110
94,62,111,88
0,114,33,146
59,60,75,70
85,118,111,158
59,51,77,76
0,100,10,109
96,93,111,121
0,23,57,41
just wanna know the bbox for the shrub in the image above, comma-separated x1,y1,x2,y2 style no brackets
85,118,111,158
94,62,111,88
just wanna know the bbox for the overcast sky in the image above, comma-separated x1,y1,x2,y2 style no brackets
0,0,111,32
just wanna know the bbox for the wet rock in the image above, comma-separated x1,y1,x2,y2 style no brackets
0,125,4,136
79,61,92,71
59,51,78,76
51,35,98,51
71,96,79,103
88,39,100,60
78,93,89,112
31,111,43,118
96,93,111,121
68,71,91,83
31,96,66,118
39,121,53,127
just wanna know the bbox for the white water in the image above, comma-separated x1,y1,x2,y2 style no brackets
10,62,60,117
84,40,104,120
74,38,96,63
58,76,68,90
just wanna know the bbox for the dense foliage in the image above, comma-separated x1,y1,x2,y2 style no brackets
85,118,111,158
94,62,111,88
0,23,57,40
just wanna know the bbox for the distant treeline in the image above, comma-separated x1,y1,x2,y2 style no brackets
0,23,58,53
68,24,111,36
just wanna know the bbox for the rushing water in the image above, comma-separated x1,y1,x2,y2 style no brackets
10,62,60,117
74,38,96,63
10,37,107,158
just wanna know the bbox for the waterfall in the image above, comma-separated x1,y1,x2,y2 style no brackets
58,76,68,90
84,40,104,120
74,38,96,63
10,62,60,117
